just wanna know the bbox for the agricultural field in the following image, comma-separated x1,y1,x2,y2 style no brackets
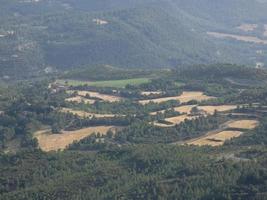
139,91,214,105
150,105,237,115
227,120,259,130
198,105,237,114
165,115,198,125
60,108,118,118
69,90,123,102
34,126,117,152
153,114,198,127
65,96,96,104
186,130,243,146
57,78,151,88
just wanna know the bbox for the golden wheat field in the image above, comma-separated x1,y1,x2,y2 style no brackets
34,126,116,152
165,114,198,125
60,108,117,118
150,105,236,116
69,90,122,102
198,105,237,114
139,91,214,105
186,130,243,146
227,120,259,130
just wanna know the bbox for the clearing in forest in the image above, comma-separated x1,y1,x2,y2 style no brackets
227,120,259,130
34,126,117,152
186,130,243,146
139,91,214,105
60,108,118,118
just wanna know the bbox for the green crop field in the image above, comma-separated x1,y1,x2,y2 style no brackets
57,78,151,88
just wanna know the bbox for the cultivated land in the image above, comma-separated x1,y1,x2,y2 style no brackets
187,130,243,146
150,105,237,115
198,105,237,114
57,78,151,88
65,96,96,104
60,108,118,118
34,126,116,152
183,118,259,147
165,115,198,125
227,120,259,130
139,91,214,105
70,90,123,102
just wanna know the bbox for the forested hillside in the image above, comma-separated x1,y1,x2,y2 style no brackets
1,0,267,79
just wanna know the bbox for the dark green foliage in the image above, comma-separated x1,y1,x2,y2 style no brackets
1,1,267,78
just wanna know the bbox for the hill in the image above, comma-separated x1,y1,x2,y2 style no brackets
1,0,267,79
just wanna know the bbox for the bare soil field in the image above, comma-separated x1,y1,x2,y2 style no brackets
237,24,258,32
207,31,267,45
139,91,214,105
65,96,96,104
69,90,122,102
34,126,116,152
186,130,243,147
227,120,259,130
60,108,117,118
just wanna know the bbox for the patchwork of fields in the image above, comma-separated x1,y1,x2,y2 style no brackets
35,75,264,151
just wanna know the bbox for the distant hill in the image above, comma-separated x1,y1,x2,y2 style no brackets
1,0,267,78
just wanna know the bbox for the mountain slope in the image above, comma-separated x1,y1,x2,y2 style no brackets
1,0,267,78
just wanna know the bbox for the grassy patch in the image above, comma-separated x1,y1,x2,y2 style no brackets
58,78,151,88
